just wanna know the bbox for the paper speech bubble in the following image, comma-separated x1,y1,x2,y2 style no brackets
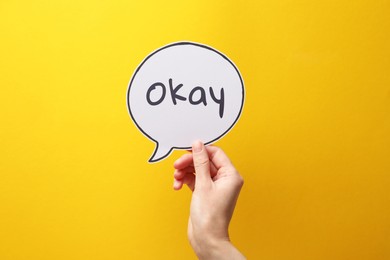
127,42,244,163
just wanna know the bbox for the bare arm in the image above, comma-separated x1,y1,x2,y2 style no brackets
173,141,245,259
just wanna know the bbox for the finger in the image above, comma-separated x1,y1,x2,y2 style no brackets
206,146,234,170
173,174,195,191
204,146,221,177
183,174,195,191
192,140,211,187
174,148,217,176
174,167,195,180
209,160,218,178
174,153,194,170
175,150,217,177
173,178,183,190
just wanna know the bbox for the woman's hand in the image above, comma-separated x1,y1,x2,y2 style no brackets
173,141,245,259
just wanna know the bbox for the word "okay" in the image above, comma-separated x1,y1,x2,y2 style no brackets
146,78,225,118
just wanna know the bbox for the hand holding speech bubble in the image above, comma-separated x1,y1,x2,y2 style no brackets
127,42,244,163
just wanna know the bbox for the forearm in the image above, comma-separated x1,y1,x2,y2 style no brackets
194,239,245,260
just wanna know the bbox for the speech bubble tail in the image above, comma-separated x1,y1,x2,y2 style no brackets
148,144,173,163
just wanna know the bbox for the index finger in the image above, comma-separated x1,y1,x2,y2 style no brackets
174,153,193,170
205,146,234,170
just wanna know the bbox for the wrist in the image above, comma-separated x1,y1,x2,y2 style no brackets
192,237,245,260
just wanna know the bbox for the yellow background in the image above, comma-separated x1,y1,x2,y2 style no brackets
1,0,389,259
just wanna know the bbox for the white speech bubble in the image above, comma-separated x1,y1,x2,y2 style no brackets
127,42,244,163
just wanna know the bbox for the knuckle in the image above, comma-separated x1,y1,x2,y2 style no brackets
194,157,209,169
235,174,244,188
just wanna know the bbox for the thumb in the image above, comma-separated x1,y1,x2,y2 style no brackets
192,140,211,187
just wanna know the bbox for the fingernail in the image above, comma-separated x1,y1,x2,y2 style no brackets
192,140,203,153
